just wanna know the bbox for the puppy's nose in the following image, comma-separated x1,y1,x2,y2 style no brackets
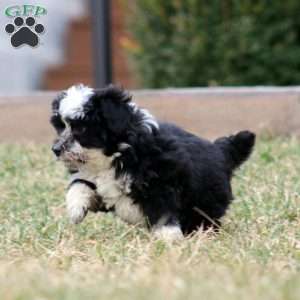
52,144,62,157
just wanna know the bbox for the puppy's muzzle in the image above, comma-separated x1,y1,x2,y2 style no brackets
52,128,72,157
52,136,69,157
52,143,62,157
52,140,64,157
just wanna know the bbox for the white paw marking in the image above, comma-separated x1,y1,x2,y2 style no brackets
66,183,95,224
67,204,87,224
153,225,184,241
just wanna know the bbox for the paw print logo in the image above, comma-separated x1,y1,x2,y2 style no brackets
5,17,45,48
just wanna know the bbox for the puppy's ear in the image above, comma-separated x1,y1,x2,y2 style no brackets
92,85,132,136
51,91,66,113
50,91,67,133
101,100,131,135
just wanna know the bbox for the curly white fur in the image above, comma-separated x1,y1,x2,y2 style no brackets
59,84,94,119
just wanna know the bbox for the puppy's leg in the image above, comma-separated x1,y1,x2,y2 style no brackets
152,215,184,241
141,190,184,241
66,181,97,224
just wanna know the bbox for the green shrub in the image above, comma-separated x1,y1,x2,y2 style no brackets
127,0,300,87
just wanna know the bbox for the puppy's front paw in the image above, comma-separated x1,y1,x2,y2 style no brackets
66,182,96,224
67,203,88,224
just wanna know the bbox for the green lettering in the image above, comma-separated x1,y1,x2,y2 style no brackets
35,6,47,17
5,6,21,17
23,5,35,16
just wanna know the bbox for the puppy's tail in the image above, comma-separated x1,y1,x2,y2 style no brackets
215,130,255,171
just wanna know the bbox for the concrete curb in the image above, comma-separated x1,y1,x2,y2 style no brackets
1,87,300,143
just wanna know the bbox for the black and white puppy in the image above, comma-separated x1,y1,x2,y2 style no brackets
51,84,255,240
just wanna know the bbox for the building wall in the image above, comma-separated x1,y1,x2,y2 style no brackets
44,0,135,90
0,0,87,93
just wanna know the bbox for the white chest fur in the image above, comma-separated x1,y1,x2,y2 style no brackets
74,149,145,225
95,169,144,225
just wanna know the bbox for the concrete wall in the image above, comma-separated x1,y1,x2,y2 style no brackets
1,87,300,143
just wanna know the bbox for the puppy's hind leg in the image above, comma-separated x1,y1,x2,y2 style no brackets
66,181,98,224
141,190,184,241
152,215,184,241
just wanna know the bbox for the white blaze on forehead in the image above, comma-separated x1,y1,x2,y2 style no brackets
59,84,94,119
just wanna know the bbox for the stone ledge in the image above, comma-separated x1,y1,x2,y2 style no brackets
1,87,300,143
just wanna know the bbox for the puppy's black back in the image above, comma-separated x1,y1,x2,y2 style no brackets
155,123,255,233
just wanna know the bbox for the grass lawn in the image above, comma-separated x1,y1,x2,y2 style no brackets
0,137,299,300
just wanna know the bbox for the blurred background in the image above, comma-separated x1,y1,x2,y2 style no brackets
2,0,300,93
1,3,300,299
2,0,300,143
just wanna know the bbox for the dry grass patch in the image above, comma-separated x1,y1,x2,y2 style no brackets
0,138,299,300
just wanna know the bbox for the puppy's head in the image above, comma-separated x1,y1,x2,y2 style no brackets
50,84,158,171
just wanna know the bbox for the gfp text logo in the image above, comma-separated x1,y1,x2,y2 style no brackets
5,5,47,48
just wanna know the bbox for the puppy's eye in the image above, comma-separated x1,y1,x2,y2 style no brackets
70,121,86,136
73,127,86,136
